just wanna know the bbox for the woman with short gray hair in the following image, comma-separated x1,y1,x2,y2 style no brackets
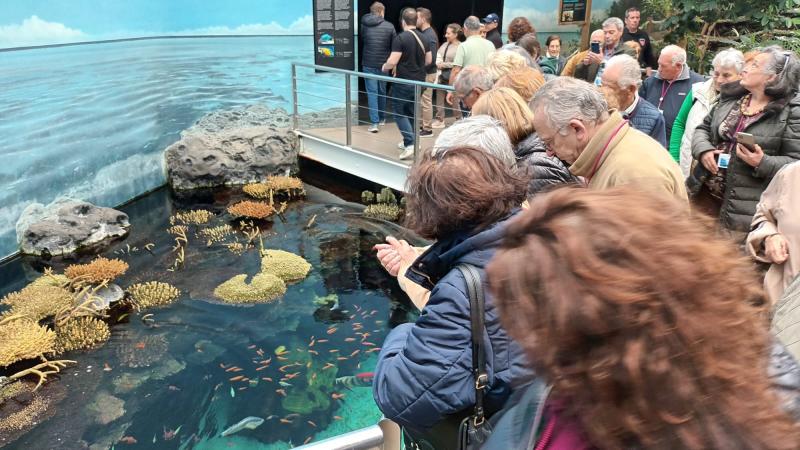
689,46,800,237
669,48,745,177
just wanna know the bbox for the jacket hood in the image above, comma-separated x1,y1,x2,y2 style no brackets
361,13,385,27
514,133,548,158
405,211,519,290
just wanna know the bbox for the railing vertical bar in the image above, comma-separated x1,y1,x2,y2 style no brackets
413,84,421,160
291,63,299,130
345,73,352,147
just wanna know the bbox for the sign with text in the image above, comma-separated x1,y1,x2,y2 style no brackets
558,0,588,24
313,0,355,70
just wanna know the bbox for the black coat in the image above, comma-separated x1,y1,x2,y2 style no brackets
514,133,579,195
360,14,396,69
689,82,800,231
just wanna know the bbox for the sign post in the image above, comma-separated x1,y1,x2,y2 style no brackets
313,0,355,70
558,0,593,50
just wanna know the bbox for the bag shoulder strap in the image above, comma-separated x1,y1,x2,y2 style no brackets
456,263,488,425
409,29,427,57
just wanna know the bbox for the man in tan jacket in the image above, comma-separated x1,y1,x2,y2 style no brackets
531,77,687,205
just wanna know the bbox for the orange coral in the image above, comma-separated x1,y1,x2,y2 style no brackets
64,257,128,284
227,201,276,219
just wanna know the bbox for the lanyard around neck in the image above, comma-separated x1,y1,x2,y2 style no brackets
658,80,674,109
588,120,628,181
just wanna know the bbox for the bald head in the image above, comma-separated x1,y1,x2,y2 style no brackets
590,29,604,43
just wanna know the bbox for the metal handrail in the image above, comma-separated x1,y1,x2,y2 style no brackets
292,62,455,92
294,418,401,450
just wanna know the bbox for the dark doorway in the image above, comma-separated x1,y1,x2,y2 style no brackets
355,0,505,125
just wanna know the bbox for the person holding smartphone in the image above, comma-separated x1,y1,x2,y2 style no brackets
573,18,636,85
689,46,800,237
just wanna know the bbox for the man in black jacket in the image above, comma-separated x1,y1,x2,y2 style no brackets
361,2,396,133
482,13,503,49
621,7,657,75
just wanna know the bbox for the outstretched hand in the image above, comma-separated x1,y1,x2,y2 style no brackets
373,236,416,277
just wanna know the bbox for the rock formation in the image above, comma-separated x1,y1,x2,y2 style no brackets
16,199,130,257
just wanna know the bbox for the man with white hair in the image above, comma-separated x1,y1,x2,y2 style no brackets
574,17,635,84
431,115,516,167
601,54,666,147
450,65,494,111
531,77,687,204
640,44,704,143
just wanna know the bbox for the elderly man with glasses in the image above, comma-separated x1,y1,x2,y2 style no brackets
449,65,494,114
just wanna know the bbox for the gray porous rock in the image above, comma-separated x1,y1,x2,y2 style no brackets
16,198,130,256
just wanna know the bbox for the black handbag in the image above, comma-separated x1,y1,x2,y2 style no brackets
404,264,493,450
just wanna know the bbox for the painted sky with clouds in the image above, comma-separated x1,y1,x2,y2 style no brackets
0,0,612,49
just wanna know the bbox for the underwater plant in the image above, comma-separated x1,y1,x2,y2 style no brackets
0,282,74,322
53,316,111,354
198,224,235,245
363,204,402,222
361,190,375,204
227,201,276,220
0,315,56,367
168,225,189,236
127,281,181,310
213,273,287,304
170,209,213,225
64,257,129,284
376,187,397,205
260,250,312,282
244,176,305,199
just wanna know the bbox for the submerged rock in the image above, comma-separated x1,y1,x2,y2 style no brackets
16,198,130,257
86,391,125,425
164,105,299,190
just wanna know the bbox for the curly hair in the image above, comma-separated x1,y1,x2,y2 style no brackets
507,16,535,43
404,146,527,240
487,187,800,449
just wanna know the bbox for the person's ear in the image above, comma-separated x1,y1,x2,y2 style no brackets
569,119,588,142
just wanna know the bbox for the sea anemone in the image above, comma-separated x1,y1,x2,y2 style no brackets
260,250,311,282
227,201,276,219
53,316,111,354
213,273,287,304
127,281,180,310
1,282,74,322
0,317,56,367
64,257,128,284
170,209,213,225
363,204,402,221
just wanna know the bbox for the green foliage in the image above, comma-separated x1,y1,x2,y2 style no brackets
361,190,375,204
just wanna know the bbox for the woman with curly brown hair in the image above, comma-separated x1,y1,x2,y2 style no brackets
484,187,800,449
506,16,535,45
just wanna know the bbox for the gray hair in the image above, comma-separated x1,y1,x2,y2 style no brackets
602,17,623,31
759,45,800,100
531,77,608,133
453,66,494,96
432,115,515,168
463,16,481,32
711,48,745,73
605,54,643,89
661,44,687,65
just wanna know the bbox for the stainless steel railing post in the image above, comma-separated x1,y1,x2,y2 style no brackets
345,73,352,147
291,63,299,131
413,84,421,160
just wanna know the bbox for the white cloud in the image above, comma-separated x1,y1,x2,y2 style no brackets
177,15,314,36
0,15,86,48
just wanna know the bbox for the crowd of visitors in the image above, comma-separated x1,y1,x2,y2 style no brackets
360,3,800,448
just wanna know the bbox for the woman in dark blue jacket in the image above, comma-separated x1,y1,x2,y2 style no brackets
372,146,534,448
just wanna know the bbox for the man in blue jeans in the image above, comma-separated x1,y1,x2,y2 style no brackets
382,8,431,160
360,2,396,133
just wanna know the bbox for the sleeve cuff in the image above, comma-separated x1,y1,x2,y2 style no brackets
746,221,779,261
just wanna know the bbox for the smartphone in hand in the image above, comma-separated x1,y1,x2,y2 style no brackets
736,132,756,150
590,41,601,54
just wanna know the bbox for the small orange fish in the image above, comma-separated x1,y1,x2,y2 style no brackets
285,372,301,379
119,436,138,445
238,386,247,391
327,328,337,335
308,349,319,355
370,310,378,315
279,364,294,372
255,366,267,371
256,349,264,356
225,366,237,372
322,363,335,370
349,350,360,357
248,344,257,349
337,357,348,361
304,437,313,444
229,375,244,381
280,418,293,424
316,339,329,343
134,341,146,349
103,363,113,372
344,338,356,342
261,357,272,365
219,363,227,369
332,392,346,400
362,342,376,346
232,367,243,372
350,314,356,319
353,322,362,327
308,339,316,347
307,420,317,427
366,347,381,353
276,388,287,396
333,416,343,421
262,377,273,382
241,377,250,382
329,349,339,353
277,356,289,361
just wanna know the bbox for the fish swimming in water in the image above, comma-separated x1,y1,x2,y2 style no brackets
230,387,235,398
220,416,265,437
279,381,293,387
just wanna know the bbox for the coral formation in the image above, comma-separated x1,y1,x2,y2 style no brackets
376,187,397,205
0,282,74,322
213,273,287,304
0,381,26,405
170,209,213,225
198,224,235,245
0,316,56,367
127,281,181,310
0,391,50,433
227,201,275,219
54,317,111,354
225,242,246,255
65,257,129,284
363,204,402,221
260,250,311,282
243,176,305,199
361,190,375,204
168,225,189,236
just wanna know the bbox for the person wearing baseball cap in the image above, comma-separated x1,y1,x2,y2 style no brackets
482,13,503,48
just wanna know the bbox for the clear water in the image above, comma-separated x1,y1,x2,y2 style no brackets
0,181,421,449
0,36,349,260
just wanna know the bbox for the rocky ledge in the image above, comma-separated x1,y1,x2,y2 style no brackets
16,199,130,257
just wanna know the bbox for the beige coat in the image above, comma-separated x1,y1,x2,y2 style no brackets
747,161,800,304
570,112,689,205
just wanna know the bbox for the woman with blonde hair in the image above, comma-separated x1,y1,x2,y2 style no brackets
485,50,528,82
471,87,576,195
494,67,546,105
